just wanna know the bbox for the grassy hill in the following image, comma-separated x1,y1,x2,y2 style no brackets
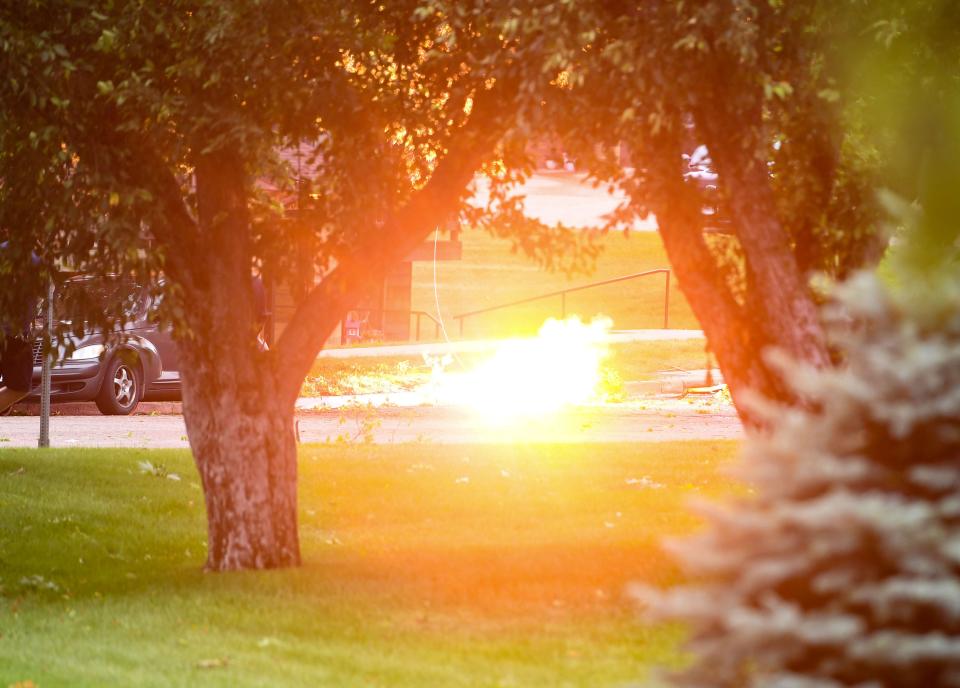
411,229,699,340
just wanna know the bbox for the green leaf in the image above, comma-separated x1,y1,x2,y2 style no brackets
763,79,793,101
94,29,117,52
817,88,840,103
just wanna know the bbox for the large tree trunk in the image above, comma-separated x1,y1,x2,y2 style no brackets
707,135,832,375
642,121,831,427
653,196,787,421
657,209,825,426
179,343,300,571
176,150,302,571
674,63,833,422
130,79,515,572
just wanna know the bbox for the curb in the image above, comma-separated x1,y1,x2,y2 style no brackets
9,401,183,417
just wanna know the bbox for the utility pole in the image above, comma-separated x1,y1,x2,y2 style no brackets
38,281,53,448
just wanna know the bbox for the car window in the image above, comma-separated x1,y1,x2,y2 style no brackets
56,278,147,323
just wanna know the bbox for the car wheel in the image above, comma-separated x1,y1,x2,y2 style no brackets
96,357,142,415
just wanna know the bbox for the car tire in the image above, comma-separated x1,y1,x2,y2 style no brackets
96,356,142,415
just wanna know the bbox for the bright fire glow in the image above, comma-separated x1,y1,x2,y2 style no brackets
430,316,612,421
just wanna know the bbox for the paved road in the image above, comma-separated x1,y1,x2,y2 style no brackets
0,400,740,449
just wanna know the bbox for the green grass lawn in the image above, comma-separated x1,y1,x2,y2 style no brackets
411,230,699,340
0,442,739,687
605,340,711,381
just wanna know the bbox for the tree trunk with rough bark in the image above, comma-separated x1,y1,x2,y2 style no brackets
148,80,515,571
177,151,303,570
707,133,832,374
644,120,832,427
180,344,300,570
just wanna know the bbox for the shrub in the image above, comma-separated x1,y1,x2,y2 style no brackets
638,273,960,687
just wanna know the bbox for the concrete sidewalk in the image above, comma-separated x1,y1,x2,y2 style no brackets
319,329,704,359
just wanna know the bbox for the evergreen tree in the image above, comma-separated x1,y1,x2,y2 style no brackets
639,272,960,687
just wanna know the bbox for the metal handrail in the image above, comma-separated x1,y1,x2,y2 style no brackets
452,268,671,336
411,310,442,341
342,308,443,343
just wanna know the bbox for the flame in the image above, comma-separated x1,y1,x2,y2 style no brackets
430,316,612,421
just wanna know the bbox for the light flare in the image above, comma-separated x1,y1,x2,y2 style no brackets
430,316,613,421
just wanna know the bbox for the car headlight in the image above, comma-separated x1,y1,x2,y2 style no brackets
70,344,105,360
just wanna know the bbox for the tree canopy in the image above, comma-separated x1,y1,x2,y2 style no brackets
1,0,597,569
3,0,952,569
1,1,576,344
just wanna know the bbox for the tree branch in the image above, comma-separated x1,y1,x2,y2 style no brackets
273,77,519,403
636,130,785,421
123,145,203,290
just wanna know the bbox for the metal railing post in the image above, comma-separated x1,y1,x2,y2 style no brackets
38,281,53,448
663,270,670,330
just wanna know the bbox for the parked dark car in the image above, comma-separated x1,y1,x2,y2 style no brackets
683,144,731,233
24,277,182,415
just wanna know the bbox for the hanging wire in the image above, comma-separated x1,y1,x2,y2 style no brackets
432,225,464,369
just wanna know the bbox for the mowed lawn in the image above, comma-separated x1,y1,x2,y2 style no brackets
411,229,699,340
0,442,739,687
